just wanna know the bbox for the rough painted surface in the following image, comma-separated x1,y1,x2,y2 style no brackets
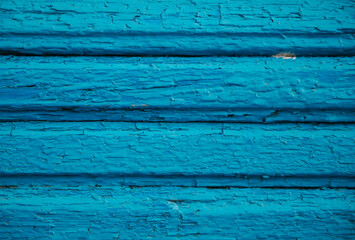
1,56,354,122
1,122,354,178
0,186,354,239
0,0,354,55
1,0,355,238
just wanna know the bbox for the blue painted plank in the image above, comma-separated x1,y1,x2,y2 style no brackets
0,186,353,239
1,56,354,122
0,0,354,55
1,122,354,177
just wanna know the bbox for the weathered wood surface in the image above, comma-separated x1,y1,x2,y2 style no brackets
0,186,354,239
1,1,354,238
0,0,354,55
1,56,354,122
1,122,354,180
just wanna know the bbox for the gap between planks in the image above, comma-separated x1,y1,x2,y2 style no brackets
2,54,355,57
0,174,354,189
1,108,354,123
1,54,355,57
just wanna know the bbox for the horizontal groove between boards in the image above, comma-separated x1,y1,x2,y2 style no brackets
1,120,355,124
1,186,352,190
3,106,355,111
1,107,354,123
1,53,355,57
2,54,355,57
0,173,354,189
3,32,354,37
3,173,354,177
1,33,354,56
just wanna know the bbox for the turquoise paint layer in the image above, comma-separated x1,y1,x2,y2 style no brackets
1,56,354,122
1,122,354,177
0,0,354,55
0,186,354,239
0,0,354,238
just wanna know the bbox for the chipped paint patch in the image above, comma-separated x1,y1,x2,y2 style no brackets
272,52,296,59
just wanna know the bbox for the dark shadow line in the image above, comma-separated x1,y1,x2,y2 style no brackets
1,31,354,37
1,172,354,179
0,119,354,124
1,106,355,111
1,52,355,57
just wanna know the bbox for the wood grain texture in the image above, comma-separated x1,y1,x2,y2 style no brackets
0,186,354,239
1,122,354,178
1,56,354,122
0,0,354,55
1,0,354,238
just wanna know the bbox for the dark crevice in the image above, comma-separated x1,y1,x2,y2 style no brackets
1,52,355,57
1,106,355,111
1,172,354,179
0,185,17,189
0,120,354,124
125,185,355,190
0,185,353,190
0,107,353,123
0,173,353,189
2,31,354,37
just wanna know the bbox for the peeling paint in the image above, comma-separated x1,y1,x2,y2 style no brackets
0,0,354,239
0,0,354,55
272,52,296,59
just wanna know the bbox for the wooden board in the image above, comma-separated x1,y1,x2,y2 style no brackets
1,122,354,183
1,56,354,122
0,186,354,239
0,0,354,55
